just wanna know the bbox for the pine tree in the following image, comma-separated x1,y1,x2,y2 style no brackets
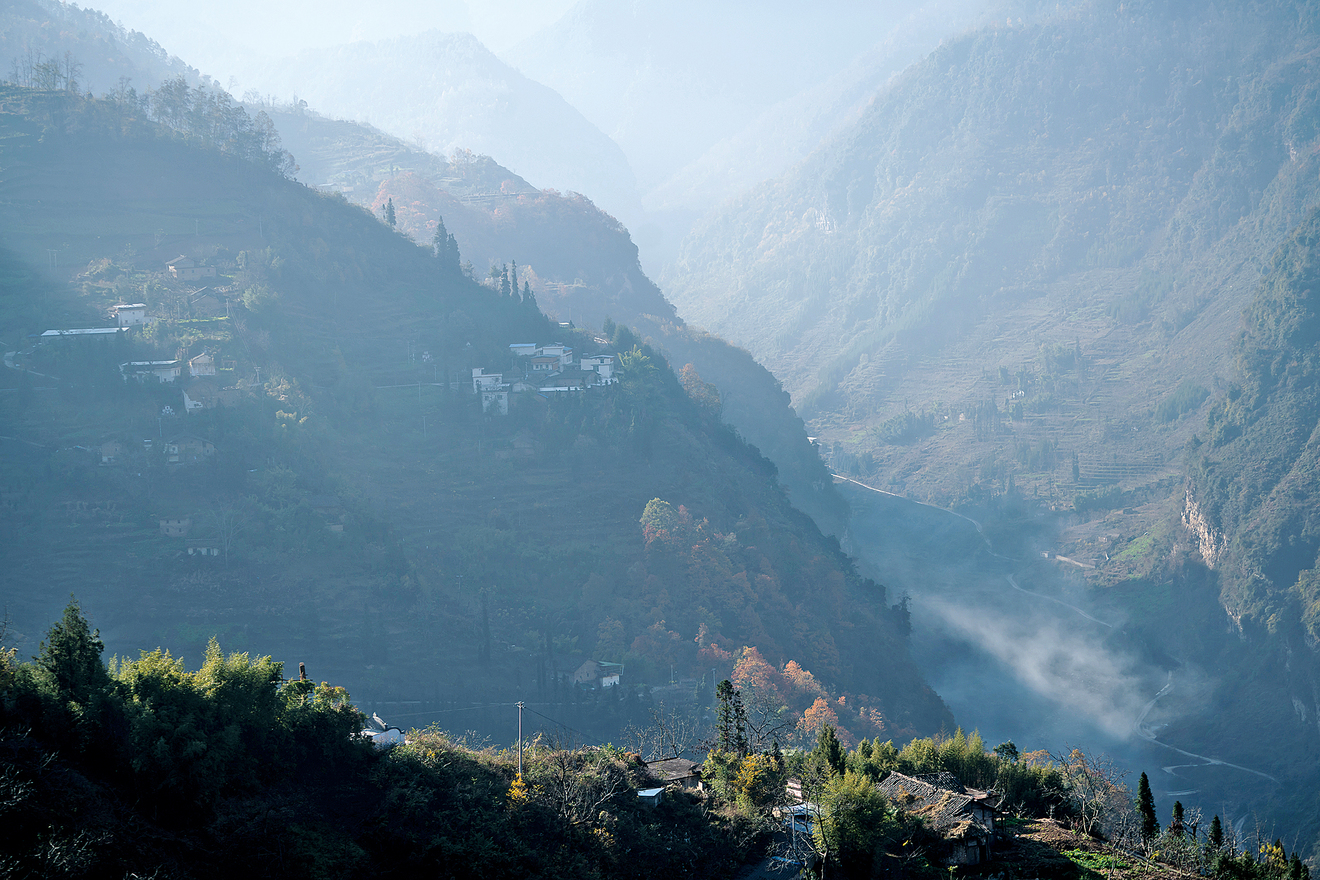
510,260,518,295
1170,800,1184,838
432,216,449,256
1137,771,1159,841
812,724,846,777
523,280,534,309
500,264,510,298
714,679,748,756
1209,814,1223,850
384,197,396,228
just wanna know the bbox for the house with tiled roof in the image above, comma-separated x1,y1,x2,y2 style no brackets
877,772,998,866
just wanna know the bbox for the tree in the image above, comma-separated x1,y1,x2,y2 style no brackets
994,740,1020,763
432,215,449,257
812,724,847,778
814,770,895,878
1137,771,1159,842
1209,814,1224,850
1170,799,1185,838
36,598,109,709
384,197,396,228
500,264,510,298
714,679,748,756
523,280,535,310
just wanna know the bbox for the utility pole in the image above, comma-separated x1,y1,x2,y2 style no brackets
516,701,525,779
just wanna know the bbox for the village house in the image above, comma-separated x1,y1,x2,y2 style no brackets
646,757,703,790
573,659,623,689
164,434,216,465
530,354,560,373
186,539,221,557
167,256,216,281
472,367,504,393
189,351,216,377
183,381,220,412
159,517,192,537
188,288,227,317
41,327,128,341
112,303,148,327
100,440,126,465
537,370,590,393
877,772,999,866
580,354,616,383
121,360,182,383
509,343,538,360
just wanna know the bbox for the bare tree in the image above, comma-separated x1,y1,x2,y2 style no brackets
534,745,628,828
743,689,793,753
1056,748,1132,840
624,706,700,762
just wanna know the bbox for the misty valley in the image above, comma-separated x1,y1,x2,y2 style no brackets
4,0,1320,878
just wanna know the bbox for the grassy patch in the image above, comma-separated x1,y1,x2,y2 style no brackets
1063,848,1129,875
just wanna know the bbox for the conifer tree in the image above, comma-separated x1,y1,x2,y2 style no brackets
1137,771,1159,841
1209,814,1223,849
1170,800,1184,838
510,260,518,295
812,724,846,777
523,280,534,309
384,197,396,228
500,264,510,298
432,216,448,256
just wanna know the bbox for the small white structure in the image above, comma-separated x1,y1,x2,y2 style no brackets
167,256,216,281
121,360,182,383
637,787,665,808
580,354,616,384
509,343,537,359
112,303,148,327
472,367,503,393
361,727,406,749
189,351,216,377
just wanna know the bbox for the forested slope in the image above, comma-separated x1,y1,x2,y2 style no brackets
269,107,850,535
0,85,948,743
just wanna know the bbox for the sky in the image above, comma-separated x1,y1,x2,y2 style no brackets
90,0,579,63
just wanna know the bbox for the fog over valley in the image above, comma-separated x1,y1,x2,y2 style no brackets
3,1,1320,877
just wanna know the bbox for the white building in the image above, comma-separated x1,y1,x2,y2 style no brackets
112,303,148,327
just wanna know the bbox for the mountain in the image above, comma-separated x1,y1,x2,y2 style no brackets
265,105,850,537
509,0,989,194
509,0,993,267
0,84,950,744
664,0,1320,511
0,0,199,94
220,31,644,232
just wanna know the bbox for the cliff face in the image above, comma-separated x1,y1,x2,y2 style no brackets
1182,489,1226,570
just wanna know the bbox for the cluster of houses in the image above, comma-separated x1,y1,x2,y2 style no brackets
471,343,617,414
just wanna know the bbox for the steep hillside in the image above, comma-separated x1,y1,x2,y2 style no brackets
231,31,643,233
0,86,949,741
266,106,850,536
665,0,1320,514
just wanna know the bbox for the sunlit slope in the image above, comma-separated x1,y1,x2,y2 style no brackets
665,0,1320,505
0,86,950,735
